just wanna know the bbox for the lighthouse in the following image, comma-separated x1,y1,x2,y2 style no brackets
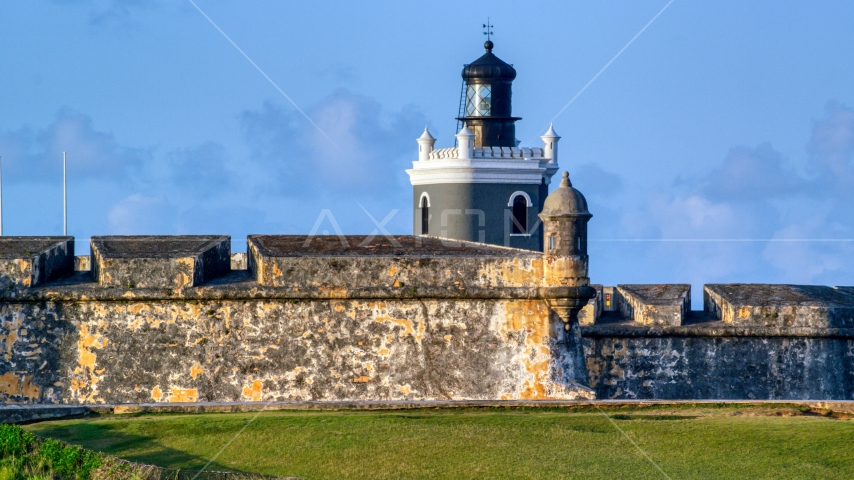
406,40,560,250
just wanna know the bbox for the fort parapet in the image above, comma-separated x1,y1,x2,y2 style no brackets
0,237,73,289
0,235,852,405
704,283,854,328
245,235,544,289
90,235,230,289
583,283,854,399
0,235,592,405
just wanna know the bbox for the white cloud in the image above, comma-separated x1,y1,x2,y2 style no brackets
0,108,148,183
699,143,806,202
242,88,428,197
48,0,160,28
167,141,235,197
571,163,623,199
107,193,174,234
1,88,426,239
807,101,854,183
590,101,854,291
762,222,851,282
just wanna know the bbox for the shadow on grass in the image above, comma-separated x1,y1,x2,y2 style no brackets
29,421,271,478
608,414,698,421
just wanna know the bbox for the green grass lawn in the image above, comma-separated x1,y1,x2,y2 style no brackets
22,405,854,480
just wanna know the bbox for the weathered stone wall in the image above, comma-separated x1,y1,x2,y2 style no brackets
0,235,599,405
0,292,594,404
583,329,854,400
1,235,852,405
5,284,854,403
248,235,543,289
577,285,600,326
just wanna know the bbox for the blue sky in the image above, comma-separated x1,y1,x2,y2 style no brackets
1,1,853,301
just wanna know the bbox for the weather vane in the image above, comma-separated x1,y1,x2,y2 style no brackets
483,18,493,41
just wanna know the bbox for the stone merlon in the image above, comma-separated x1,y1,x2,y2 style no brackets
618,284,691,327
0,237,74,289
704,284,854,328
90,235,230,289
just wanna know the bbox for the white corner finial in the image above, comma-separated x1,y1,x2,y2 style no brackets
417,126,437,161
456,123,475,160
542,123,559,138
541,124,560,163
418,126,435,140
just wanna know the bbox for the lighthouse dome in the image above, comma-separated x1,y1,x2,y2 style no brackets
461,41,517,82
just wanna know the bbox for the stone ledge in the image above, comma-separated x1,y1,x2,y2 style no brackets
77,253,247,272
248,235,540,258
0,280,589,302
581,323,854,338
5,400,854,423
0,405,91,424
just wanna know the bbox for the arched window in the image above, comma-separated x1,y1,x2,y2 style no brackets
420,194,430,235
508,191,532,235
512,195,527,234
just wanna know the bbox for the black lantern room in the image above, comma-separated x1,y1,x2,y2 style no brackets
457,40,520,148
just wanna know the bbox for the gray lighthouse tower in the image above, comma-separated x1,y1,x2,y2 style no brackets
406,40,560,250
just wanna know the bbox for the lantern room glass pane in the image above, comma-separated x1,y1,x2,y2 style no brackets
465,84,491,116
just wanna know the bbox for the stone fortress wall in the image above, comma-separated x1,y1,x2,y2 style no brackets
0,235,592,405
580,283,854,399
0,235,852,405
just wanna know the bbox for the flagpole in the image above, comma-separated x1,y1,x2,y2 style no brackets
63,152,67,236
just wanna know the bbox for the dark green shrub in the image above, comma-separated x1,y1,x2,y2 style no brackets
0,424,37,458
37,438,102,478
0,424,102,479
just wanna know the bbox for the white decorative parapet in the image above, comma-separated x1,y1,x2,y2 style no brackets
407,125,561,186
471,146,545,159
429,147,460,159
427,146,545,160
